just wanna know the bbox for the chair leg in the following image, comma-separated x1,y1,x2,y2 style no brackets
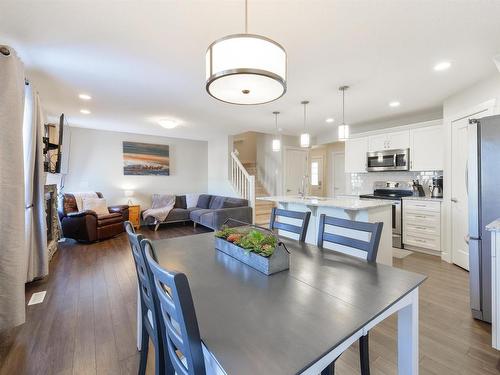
154,222,160,231
321,361,335,375
138,324,149,375
359,333,370,375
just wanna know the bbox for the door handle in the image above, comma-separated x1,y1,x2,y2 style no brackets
451,198,458,203
464,234,470,245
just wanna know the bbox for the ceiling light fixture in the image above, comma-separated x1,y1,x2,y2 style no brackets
326,118,334,123
79,93,92,100
205,0,287,105
272,111,281,152
158,119,178,129
80,109,91,114
434,61,451,71
300,100,310,148
389,101,400,108
338,86,350,141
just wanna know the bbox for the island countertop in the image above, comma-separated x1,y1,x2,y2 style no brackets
257,195,393,211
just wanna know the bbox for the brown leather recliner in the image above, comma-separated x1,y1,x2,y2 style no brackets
58,192,129,242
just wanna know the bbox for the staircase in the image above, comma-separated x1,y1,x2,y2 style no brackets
242,162,275,227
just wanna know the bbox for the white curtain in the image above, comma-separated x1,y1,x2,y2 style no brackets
0,46,26,330
23,81,48,282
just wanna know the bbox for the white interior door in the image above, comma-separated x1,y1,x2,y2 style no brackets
451,117,470,270
284,148,308,195
309,156,324,196
332,152,346,196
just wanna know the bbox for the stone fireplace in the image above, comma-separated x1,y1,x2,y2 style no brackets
44,184,60,260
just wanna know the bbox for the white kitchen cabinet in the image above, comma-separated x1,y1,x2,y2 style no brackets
410,125,444,171
345,137,368,173
368,130,410,152
403,199,442,253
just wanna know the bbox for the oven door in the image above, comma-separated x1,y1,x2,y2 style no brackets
366,149,409,172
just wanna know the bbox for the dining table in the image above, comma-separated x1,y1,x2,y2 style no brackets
136,231,426,375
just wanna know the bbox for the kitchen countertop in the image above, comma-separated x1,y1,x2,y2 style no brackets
486,219,500,232
257,195,393,210
402,196,443,202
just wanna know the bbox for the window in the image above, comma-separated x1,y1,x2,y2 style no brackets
311,161,319,186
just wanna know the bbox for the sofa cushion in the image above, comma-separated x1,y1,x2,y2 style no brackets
97,212,123,227
222,197,248,208
196,194,212,209
209,196,225,209
174,195,187,209
166,208,190,222
190,209,212,222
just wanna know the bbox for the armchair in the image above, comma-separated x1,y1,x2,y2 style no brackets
58,192,129,242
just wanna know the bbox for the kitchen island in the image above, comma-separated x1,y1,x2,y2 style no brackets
258,196,394,265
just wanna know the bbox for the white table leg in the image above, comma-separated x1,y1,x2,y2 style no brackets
397,288,419,375
137,285,142,350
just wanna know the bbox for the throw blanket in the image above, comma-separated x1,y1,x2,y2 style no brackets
73,192,98,212
142,194,176,222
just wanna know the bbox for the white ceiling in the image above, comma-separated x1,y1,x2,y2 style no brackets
1,0,500,141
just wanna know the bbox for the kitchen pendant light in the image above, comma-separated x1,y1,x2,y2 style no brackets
272,111,281,152
338,86,350,141
205,0,287,105
300,100,310,148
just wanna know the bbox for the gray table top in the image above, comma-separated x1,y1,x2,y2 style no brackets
153,232,426,375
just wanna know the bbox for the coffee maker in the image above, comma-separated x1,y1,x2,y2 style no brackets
430,176,443,198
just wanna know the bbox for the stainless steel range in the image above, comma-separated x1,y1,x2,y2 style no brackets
359,181,413,248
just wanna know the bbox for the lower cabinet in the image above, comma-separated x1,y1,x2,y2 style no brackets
403,199,441,253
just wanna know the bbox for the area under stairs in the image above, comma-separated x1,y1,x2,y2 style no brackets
243,162,275,227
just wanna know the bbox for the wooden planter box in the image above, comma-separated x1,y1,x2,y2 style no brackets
214,237,290,275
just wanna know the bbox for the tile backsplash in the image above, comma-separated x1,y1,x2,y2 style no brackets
347,171,443,196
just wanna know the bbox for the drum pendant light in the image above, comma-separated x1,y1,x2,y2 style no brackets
272,111,281,152
338,86,350,141
205,0,287,105
300,100,310,148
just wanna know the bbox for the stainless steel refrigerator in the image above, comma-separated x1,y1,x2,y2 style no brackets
468,114,500,323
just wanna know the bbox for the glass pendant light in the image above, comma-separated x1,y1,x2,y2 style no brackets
300,100,310,148
338,86,350,141
272,111,281,152
205,0,287,105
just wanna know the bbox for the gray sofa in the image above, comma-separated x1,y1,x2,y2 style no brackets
146,194,252,231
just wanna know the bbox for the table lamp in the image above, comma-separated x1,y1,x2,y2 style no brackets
124,190,134,205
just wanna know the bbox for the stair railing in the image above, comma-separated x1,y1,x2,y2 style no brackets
230,151,256,224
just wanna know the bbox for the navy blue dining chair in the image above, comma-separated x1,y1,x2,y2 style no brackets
269,207,311,242
317,215,383,375
143,238,220,375
125,221,170,375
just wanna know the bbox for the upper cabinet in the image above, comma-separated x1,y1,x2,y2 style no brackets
410,125,444,171
345,137,368,173
368,130,410,152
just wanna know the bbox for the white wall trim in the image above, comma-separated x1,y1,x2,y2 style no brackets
348,119,442,139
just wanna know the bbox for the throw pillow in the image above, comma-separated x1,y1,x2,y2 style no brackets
196,194,212,209
82,198,109,216
174,195,187,209
185,193,200,208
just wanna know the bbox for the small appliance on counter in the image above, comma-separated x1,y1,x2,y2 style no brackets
411,180,426,197
430,176,443,198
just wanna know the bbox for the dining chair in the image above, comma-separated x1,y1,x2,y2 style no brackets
143,238,219,375
269,207,311,242
124,221,169,375
317,215,383,375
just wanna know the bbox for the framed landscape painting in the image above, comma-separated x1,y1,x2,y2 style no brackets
123,141,170,176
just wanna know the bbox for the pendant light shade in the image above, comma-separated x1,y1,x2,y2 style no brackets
272,111,281,152
338,86,350,141
300,100,310,148
205,1,287,105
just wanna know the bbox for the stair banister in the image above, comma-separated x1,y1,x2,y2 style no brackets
230,151,255,224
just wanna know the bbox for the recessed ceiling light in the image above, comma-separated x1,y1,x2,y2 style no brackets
326,118,334,123
389,101,400,108
79,93,92,100
80,109,91,114
158,119,178,129
434,61,451,71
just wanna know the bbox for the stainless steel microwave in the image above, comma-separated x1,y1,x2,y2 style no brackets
366,149,410,172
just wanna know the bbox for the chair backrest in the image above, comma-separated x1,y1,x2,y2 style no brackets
317,215,383,262
124,222,161,331
143,239,206,375
269,208,311,242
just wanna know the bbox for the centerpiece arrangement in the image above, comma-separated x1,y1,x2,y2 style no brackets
214,224,290,275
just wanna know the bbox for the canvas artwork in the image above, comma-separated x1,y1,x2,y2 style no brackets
123,141,170,176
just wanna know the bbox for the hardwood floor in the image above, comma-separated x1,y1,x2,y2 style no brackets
1,223,498,375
